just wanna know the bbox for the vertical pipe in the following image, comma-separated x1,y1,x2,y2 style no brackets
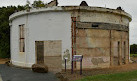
71,17,74,70
74,17,76,55
71,17,74,57
74,17,77,68
71,17,77,69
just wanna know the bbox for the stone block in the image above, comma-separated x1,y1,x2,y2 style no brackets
32,64,48,73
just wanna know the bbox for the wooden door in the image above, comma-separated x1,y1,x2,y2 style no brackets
35,41,44,64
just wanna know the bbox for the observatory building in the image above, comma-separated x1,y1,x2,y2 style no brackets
9,1,132,72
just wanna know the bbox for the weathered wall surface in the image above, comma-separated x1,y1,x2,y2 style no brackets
75,28,129,69
44,40,62,72
72,10,130,69
71,10,130,26
111,30,129,65
76,29,110,69
79,12,129,26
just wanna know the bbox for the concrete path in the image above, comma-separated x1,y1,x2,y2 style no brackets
0,64,59,81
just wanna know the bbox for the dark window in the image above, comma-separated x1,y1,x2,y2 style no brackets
124,41,126,57
92,24,99,27
118,41,120,65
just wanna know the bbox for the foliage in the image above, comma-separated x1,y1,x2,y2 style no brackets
25,0,31,10
32,0,45,8
130,44,137,54
130,54,137,57
75,70,137,81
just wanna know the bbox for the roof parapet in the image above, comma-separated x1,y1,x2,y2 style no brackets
9,6,132,22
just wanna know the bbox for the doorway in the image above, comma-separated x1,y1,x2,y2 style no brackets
35,41,44,64
35,40,62,72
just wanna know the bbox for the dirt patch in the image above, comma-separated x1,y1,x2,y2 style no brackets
0,58,10,64
56,63,137,81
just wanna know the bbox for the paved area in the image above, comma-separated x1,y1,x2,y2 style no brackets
0,75,2,81
0,64,59,81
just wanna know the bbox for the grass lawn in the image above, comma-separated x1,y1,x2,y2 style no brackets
130,54,137,57
75,70,137,81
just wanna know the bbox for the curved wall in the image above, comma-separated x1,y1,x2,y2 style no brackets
72,10,130,68
10,6,132,69
10,11,71,67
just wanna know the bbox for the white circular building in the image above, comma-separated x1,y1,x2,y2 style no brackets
9,4,132,72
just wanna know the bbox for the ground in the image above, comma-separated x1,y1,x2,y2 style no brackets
57,56,137,81
1,57,137,81
75,70,137,81
0,58,9,64
0,59,59,81
57,63,137,81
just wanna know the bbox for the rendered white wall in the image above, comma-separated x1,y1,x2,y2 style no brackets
10,11,71,67
10,15,27,67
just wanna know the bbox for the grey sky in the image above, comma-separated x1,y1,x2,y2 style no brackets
0,0,137,44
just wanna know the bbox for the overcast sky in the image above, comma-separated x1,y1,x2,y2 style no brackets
0,0,137,44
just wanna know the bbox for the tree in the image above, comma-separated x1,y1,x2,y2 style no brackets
130,44,137,54
32,0,45,8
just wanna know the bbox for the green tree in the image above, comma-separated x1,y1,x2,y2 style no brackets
130,44,137,54
32,0,45,8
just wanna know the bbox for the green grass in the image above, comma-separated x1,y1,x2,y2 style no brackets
75,70,137,81
130,54,137,57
